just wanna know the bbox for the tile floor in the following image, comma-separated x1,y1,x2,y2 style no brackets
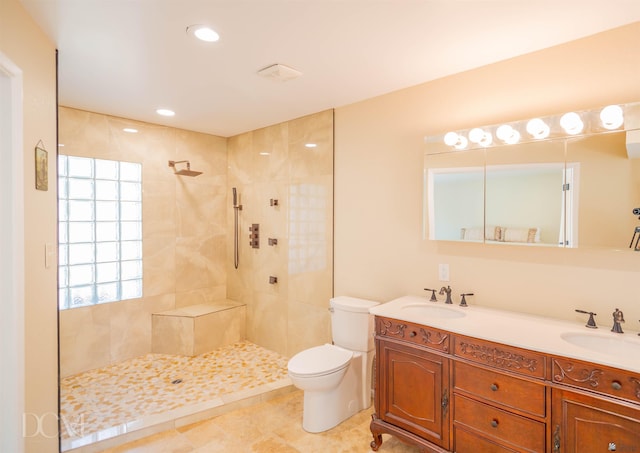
100,390,422,453
61,341,292,452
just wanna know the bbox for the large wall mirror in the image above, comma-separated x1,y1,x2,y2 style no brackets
424,102,640,251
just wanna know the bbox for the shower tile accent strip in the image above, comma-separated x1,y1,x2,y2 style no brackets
60,341,292,452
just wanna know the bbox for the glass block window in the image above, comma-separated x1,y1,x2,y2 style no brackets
288,183,328,274
58,155,143,310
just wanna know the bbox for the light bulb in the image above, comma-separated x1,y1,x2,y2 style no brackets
187,25,220,42
468,128,492,147
156,108,175,117
526,118,550,139
443,132,468,150
444,132,460,146
560,112,584,135
600,105,624,130
496,125,520,144
454,136,468,149
468,128,484,143
479,132,492,147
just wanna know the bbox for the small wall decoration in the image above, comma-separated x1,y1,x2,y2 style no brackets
35,140,48,191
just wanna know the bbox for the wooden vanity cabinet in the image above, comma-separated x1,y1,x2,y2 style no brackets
550,356,640,453
551,388,640,453
452,362,547,453
370,317,451,452
451,336,548,453
370,315,640,453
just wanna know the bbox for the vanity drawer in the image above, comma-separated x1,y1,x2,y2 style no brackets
453,335,546,379
454,394,546,453
454,427,521,453
552,357,640,404
453,361,546,417
375,316,450,353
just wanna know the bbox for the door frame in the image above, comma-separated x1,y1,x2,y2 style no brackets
0,50,25,453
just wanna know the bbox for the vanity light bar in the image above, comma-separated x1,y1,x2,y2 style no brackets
429,101,640,151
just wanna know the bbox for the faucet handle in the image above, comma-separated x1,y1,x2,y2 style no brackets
424,288,438,302
575,309,598,329
460,293,474,307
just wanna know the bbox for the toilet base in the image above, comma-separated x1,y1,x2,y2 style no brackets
301,354,365,433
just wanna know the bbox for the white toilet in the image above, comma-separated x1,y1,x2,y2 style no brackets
287,296,380,433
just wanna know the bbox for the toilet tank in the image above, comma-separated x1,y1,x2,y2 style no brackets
330,296,380,352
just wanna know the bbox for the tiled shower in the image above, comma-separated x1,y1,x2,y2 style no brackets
57,106,334,448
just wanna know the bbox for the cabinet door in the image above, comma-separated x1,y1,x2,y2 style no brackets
377,338,450,449
552,388,640,453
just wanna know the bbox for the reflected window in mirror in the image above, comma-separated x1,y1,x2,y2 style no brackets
424,148,484,242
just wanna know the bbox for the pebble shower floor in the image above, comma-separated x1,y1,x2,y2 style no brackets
60,341,291,450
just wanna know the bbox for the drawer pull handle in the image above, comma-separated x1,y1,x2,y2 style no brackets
490,419,499,428
611,381,622,391
409,331,417,338
490,383,499,392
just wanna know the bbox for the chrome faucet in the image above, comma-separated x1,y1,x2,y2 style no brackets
439,286,453,304
611,308,625,333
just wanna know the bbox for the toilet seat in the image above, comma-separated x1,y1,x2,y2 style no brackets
288,344,352,378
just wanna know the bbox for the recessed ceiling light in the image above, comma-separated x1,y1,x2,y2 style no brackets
123,128,138,133
259,152,271,156
156,108,175,117
186,24,220,42
304,143,317,148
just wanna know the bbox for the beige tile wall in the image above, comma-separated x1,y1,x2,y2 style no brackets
227,109,334,358
58,107,228,377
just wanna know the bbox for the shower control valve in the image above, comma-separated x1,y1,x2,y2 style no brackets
249,224,260,248
268,238,278,246
270,198,279,207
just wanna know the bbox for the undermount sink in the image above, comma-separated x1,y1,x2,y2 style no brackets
560,332,640,358
401,303,466,319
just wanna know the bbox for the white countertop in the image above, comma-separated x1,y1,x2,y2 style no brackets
370,295,640,374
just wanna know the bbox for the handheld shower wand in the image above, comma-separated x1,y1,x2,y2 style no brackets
232,188,242,268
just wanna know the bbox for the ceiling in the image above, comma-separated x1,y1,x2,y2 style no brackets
21,0,640,137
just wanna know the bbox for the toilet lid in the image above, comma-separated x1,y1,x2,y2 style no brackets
288,344,353,376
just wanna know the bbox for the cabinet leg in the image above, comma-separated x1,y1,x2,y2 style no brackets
370,414,383,451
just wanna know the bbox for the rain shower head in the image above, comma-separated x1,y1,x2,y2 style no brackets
168,160,202,177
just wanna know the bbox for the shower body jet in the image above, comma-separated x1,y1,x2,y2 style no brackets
168,160,202,177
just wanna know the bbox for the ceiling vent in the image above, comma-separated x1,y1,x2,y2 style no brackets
257,63,302,82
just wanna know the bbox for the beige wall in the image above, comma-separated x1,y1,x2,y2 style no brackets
58,107,228,376
227,110,334,358
335,23,640,326
0,0,58,451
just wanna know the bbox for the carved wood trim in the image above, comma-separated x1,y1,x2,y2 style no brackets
458,341,538,372
379,318,406,337
553,359,603,388
420,328,449,353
